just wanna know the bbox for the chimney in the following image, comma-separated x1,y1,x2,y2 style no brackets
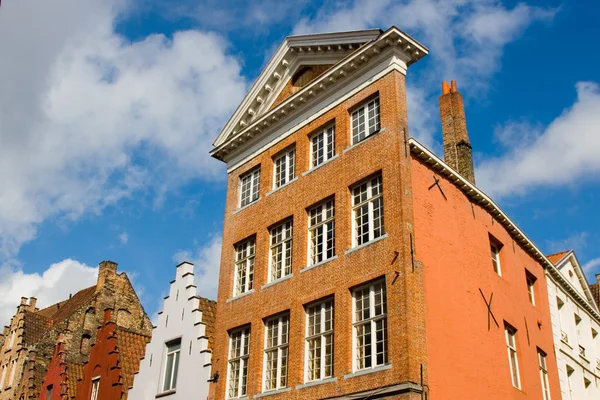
96,260,118,293
28,297,37,311
439,80,476,184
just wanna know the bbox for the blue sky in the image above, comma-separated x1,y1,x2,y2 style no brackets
1,0,599,323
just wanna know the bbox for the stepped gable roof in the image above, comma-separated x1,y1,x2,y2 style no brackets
115,328,150,392
547,250,571,265
22,311,52,345
199,297,217,350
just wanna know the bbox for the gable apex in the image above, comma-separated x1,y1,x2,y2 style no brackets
212,26,428,160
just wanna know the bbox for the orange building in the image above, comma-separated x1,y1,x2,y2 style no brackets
209,27,561,399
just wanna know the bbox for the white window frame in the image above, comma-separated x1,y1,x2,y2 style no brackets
227,327,250,399
352,280,387,372
90,377,100,400
240,168,260,208
162,339,181,392
491,242,502,276
305,299,334,382
352,175,384,247
310,125,335,168
273,148,295,189
505,325,521,389
538,349,551,400
234,238,255,296
308,200,335,266
526,272,536,305
351,97,380,145
269,220,293,282
263,314,289,392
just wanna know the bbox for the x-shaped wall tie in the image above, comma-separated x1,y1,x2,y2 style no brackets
479,288,499,331
428,175,447,200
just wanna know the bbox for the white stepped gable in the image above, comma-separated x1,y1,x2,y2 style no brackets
211,27,428,162
128,262,215,400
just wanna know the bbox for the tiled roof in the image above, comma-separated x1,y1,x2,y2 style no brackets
199,297,217,350
23,311,52,345
115,328,150,392
66,362,84,399
547,250,571,265
47,286,97,324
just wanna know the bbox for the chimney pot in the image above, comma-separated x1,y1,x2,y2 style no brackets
20,297,27,305
451,80,458,93
442,81,451,95
28,297,37,310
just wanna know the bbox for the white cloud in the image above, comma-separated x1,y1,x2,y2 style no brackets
477,82,600,197
583,258,600,277
546,232,589,255
173,235,222,300
0,0,248,257
119,232,130,245
293,0,556,143
0,259,98,324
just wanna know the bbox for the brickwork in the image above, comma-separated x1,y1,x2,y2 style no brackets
411,155,562,399
211,70,426,399
439,80,475,184
0,261,152,400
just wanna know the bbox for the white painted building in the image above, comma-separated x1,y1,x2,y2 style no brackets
129,262,216,400
546,250,600,399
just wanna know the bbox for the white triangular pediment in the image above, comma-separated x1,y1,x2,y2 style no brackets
556,252,600,312
212,29,382,148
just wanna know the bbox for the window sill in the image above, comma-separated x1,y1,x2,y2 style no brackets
296,377,337,390
560,339,572,349
343,128,386,154
233,198,261,215
261,274,293,289
226,289,255,303
156,389,176,398
300,256,338,273
302,155,340,177
345,234,388,255
254,388,291,398
344,364,392,379
266,177,298,197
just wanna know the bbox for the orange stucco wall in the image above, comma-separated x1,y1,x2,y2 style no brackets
411,156,562,399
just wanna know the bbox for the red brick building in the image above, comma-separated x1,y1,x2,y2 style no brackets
74,309,149,400
208,27,562,399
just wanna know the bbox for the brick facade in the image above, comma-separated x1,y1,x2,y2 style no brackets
0,261,152,400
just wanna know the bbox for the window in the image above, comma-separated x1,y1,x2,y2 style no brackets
308,200,335,265
311,125,335,168
352,175,384,246
269,220,293,282
353,280,387,371
505,324,520,389
234,238,255,296
579,345,586,359
8,360,16,386
538,349,551,400
526,271,536,305
80,334,91,355
162,339,181,392
306,299,333,382
0,365,6,390
351,97,380,145
273,148,295,189
491,241,502,276
264,314,289,391
45,385,53,400
90,377,100,400
228,328,250,399
240,168,260,208
8,331,15,349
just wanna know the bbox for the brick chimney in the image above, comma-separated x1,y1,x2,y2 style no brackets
439,80,475,184
96,260,118,293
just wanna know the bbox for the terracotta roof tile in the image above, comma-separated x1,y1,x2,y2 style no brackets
115,328,151,393
199,297,216,350
47,286,97,324
547,250,571,265
66,362,84,399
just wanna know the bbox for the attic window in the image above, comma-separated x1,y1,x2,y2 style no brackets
292,66,314,89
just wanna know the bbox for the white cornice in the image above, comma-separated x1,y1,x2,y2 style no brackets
409,138,600,323
212,26,428,157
